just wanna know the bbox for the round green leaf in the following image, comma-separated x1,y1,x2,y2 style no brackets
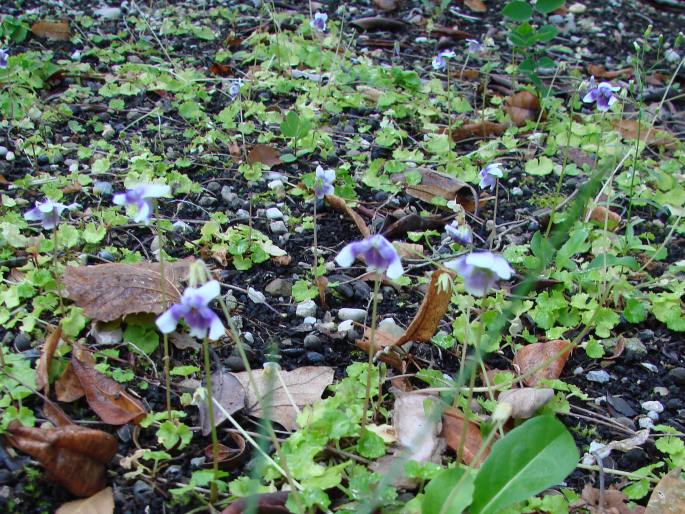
525,157,554,176
471,416,578,514
535,0,565,13
502,1,533,21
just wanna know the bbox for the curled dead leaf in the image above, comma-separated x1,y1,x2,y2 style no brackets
513,340,573,386
351,17,407,31
381,213,445,241
56,487,114,514
324,194,371,238
71,345,147,425
63,259,193,322
612,119,678,149
55,363,86,403
221,491,290,514
5,421,117,497
451,120,506,142
203,431,246,472
31,21,71,41
588,205,621,230
356,327,406,370
465,0,488,12
442,407,490,466
645,468,685,514
504,90,542,126
199,372,245,436
587,64,633,80
582,485,646,514
247,144,282,167
391,168,478,214
36,327,62,394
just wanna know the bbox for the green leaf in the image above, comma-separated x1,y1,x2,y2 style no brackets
83,223,107,244
91,157,111,174
586,254,639,271
471,416,578,514
178,101,203,121
502,1,533,21
525,157,554,176
534,24,559,42
280,111,312,141
534,0,565,13
422,467,475,514
62,307,88,337
124,323,160,355
292,279,318,302
623,298,648,324
357,428,386,459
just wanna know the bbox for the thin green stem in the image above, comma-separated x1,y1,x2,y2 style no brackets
202,335,219,504
154,206,172,420
361,276,382,430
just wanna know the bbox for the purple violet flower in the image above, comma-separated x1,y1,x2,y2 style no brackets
444,251,513,297
0,49,8,69
24,199,79,230
310,12,328,32
465,39,483,56
156,280,225,340
583,81,621,112
479,163,504,191
335,234,404,279
445,221,473,245
228,80,241,100
113,183,171,225
432,49,456,71
313,165,335,199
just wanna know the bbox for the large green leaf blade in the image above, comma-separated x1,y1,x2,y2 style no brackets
471,416,578,514
422,467,474,514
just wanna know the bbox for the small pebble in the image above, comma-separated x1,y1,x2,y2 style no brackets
303,334,322,351
190,457,206,469
243,332,254,344
306,351,325,364
586,370,611,383
13,333,31,352
641,363,658,373
511,186,523,197
266,207,284,220
337,308,367,322
642,400,664,413
337,320,354,332
5,151,15,161
0,146,8,157
653,387,669,397
303,316,317,325
668,367,685,386
226,355,246,371
647,410,659,421
296,300,317,318
270,221,288,234
638,417,654,429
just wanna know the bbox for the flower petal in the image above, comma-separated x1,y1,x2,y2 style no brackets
385,256,404,280
195,280,221,305
132,200,152,224
335,242,360,267
23,207,43,222
156,304,188,333
112,193,127,206
583,89,598,103
206,310,225,341
138,183,171,199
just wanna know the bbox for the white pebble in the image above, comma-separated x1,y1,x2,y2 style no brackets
641,400,664,413
638,417,654,429
586,370,611,383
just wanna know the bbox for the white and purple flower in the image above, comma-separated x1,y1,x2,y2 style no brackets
479,163,504,191
444,251,513,297
113,183,171,225
432,49,456,71
310,12,328,33
228,80,241,100
465,39,483,56
445,221,473,245
156,280,225,340
582,81,621,112
313,165,335,199
24,199,79,230
0,49,8,69
335,234,404,279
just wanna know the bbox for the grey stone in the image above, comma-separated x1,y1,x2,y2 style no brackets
221,185,238,205
207,181,222,194
270,221,288,234
641,400,664,413
338,308,367,322
190,456,206,469
266,207,284,220
586,370,611,383
226,355,246,371
296,300,317,318
13,333,31,352
0,146,7,157
511,186,523,197
165,465,183,479
199,196,217,207
95,6,122,19
303,334,322,351
133,480,153,499
265,278,292,297
623,337,647,359
306,351,325,364
668,367,685,386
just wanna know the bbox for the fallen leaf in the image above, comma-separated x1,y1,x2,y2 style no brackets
381,213,445,240
391,168,478,213
560,146,596,169
497,388,555,419
55,363,86,402
581,430,650,465
351,17,407,31
393,391,445,463
356,85,384,102
513,340,573,386
373,0,399,11
397,269,454,345
36,327,62,394
56,487,114,514
169,332,202,351
645,468,685,514
63,259,192,322
465,0,488,12
5,421,117,497
504,90,542,126
71,344,147,425
203,431,246,471
221,491,290,514
43,400,74,428
199,371,246,436
612,119,678,149
432,25,474,41
232,366,334,431
451,120,507,142
581,485,646,514
442,407,490,466
31,21,71,40
588,205,621,230
356,328,406,370
324,194,371,238
393,242,424,259
208,63,234,77
247,144,282,167
587,64,633,79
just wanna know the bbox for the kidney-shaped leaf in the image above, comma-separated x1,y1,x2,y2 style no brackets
63,259,192,321
471,415,578,514
5,422,117,498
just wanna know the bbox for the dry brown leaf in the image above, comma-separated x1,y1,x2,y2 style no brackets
442,407,490,466
432,25,474,41
351,17,407,31
247,144,282,167
31,21,71,40
581,485,646,514
232,366,334,431
465,0,488,12
612,119,678,149
356,85,383,102
391,168,478,213
203,431,246,472
56,363,86,402
71,345,147,425
43,400,74,428
393,242,424,259
397,269,454,345
56,487,114,514
199,371,246,436
587,64,633,79
382,213,445,240
208,63,234,77
356,328,405,370
373,0,399,11
5,421,117,498
36,327,62,394
497,388,554,419
588,205,621,230
513,340,573,386
393,391,445,463
645,468,685,514
504,90,542,126
324,194,371,238
63,259,192,322
221,491,290,514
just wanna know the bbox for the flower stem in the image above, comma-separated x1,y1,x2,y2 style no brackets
52,227,65,318
202,335,219,504
154,206,173,420
361,275,381,430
